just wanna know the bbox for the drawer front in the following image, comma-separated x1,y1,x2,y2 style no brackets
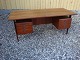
16,27,24,34
64,18,72,28
15,23,24,27
15,22,33,34
16,22,33,27
23,29,33,34
24,22,33,25
58,18,71,29
25,26,33,30
16,26,33,34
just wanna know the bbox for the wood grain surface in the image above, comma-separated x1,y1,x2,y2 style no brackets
8,8,76,20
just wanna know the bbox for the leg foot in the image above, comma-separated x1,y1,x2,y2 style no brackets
16,35,19,42
66,28,68,34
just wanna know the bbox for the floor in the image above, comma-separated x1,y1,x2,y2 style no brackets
0,10,80,60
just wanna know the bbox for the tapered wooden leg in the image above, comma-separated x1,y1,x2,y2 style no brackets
14,20,19,41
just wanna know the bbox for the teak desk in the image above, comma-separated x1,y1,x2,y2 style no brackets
8,8,76,41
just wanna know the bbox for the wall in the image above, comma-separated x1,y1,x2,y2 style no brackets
0,0,80,10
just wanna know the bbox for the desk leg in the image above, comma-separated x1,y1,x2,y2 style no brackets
66,15,71,34
69,15,71,18
66,28,69,34
14,20,19,41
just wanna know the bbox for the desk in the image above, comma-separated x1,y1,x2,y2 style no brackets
8,8,76,41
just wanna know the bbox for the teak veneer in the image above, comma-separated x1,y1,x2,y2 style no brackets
8,8,76,41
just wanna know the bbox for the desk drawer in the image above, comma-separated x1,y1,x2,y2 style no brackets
59,18,71,29
24,22,33,25
15,22,33,34
16,29,33,34
23,29,33,34
52,16,72,29
16,22,33,26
